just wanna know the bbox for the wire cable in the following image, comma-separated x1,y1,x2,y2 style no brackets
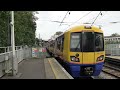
91,11,102,26
63,11,93,31
70,11,93,26
59,11,70,26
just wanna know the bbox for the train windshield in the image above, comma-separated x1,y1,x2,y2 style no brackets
95,32,104,51
70,32,104,52
82,32,94,52
70,32,81,52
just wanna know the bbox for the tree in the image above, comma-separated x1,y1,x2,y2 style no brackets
54,31,63,36
0,11,10,47
0,11,38,47
111,33,120,36
14,11,37,46
35,38,40,46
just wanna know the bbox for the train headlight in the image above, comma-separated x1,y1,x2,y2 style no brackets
71,56,75,61
97,55,104,62
75,58,79,62
70,56,80,62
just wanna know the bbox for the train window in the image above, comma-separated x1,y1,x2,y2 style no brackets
56,35,64,52
57,37,61,50
61,37,64,52
70,32,81,52
95,33,104,51
57,40,61,50
82,32,94,52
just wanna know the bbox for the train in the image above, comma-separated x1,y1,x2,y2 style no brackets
46,25,105,78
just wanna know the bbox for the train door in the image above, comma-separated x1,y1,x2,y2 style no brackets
82,32,95,64
70,32,82,64
54,39,57,56
94,32,104,63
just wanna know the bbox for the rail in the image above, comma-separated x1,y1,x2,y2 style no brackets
105,57,120,66
102,65,120,79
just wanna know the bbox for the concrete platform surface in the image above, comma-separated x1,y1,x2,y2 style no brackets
1,57,73,79
2,58,46,79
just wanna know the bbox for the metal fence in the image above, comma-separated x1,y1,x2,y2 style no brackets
0,46,32,77
105,44,120,56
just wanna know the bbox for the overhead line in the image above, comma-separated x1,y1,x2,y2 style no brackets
70,11,93,26
63,11,93,31
59,11,70,26
91,11,102,26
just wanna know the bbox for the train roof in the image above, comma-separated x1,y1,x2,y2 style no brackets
55,25,103,39
67,25,103,32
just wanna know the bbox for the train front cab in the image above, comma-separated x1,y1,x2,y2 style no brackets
63,26,105,78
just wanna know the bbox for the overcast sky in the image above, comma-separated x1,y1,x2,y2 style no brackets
35,11,120,41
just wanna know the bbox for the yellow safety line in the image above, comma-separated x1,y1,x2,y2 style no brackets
48,59,57,79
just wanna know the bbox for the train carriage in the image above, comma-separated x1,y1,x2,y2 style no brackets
47,25,105,78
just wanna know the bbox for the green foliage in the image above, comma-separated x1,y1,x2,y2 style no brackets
35,38,40,46
111,33,120,36
0,11,37,47
0,11,10,47
54,31,63,36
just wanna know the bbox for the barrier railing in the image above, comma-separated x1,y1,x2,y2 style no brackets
105,44,120,56
0,46,32,77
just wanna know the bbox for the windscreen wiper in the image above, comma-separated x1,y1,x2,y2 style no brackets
75,40,81,51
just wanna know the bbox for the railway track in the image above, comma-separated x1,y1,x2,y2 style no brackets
105,57,120,66
102,64,120,79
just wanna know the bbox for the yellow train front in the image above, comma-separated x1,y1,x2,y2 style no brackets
48,25,105,78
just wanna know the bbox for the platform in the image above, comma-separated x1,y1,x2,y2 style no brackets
1,57,73,79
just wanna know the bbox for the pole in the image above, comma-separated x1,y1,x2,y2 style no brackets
39,33,40,40
11,11,18,76
39,33,41,46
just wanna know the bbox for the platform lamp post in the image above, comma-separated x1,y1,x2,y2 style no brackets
10,11,18,76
